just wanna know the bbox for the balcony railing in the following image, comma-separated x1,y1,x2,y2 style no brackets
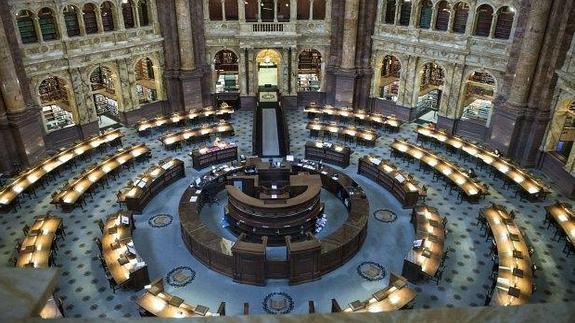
253,23,284,32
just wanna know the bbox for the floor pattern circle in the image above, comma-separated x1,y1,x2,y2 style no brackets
148,213,174,228
373,209,398,223
262,292,294,314
357,261,386,281
166,266,196,287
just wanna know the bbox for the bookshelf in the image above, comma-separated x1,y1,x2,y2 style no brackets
122,1,135,29
474,6,493,37
435,6,450,31
494,10,514,39
83,5,98,34
39,9,58,41
17,13,37,44
453,4,469,34
399,2,412,26
419,2,432,29
42,105,75,132
64,7,80,37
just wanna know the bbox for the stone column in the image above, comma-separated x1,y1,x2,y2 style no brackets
290,0,297,21
33,16,43,43
238,49,248,96
239,0,246,20
55,4,69,40
78,10,87,35
95,7,104,33
465,8,475,36
290,46,298,96
394,1,401,25
176,0,195,70
376,0,385,24
309,0,314,20
274,0,278,21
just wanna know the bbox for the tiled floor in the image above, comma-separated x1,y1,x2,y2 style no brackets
0,107,573,318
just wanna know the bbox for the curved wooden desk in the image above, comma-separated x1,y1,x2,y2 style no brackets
137,279,215,317
16,215,62,268
304,104,403,131
544,202,575,248
136,105,234,134
159,121,235,149
342,273,416,313
306,120,378,145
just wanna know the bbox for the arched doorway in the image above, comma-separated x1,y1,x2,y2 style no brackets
90,65,121,128
416,62,445,123
38,76,76,132
461,71,496,126
135,57,158,104
379,55,401,101
256,49,281,91
214,49,239,93
297,49,321,92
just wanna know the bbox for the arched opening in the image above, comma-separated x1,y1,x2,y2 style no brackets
256,49,281,91
461,71,496,126
225,0,239,20
312,0,326,20
122,0,135,29
298,49,322,92
39,76,76,132
384,0,397,24
100,1,115,32
245,0,258,21
135,58,158,104
551,101,575,162
416,62,445,123
418,0,433,29
138,0,150,26
452,2,469,34
494,6,514,39
474,4,493,37
90,66,120,128
63,5,81,37
399,0,412,26
38,8,58,41
83,4,99,34
16,10,38,44
277,0,290,21
214,50,239,93
209,0,223,20
261,0,275,22
435,1,450,31
378,55,401,102
297,0,310,20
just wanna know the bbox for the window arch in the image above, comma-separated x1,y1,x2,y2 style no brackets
277,0,290,22
38,76,76,132
298,49,322,92
474,4,493,37
209,0,223,20
63,5,81,37
418,0,433,29
101,2,115,32
246,0,259,21
435,1,450,31
399,0,412,26
461,71,496,125
453,2,469,34
83,4,98,34
225,0,239,20
214,50,239,93
122,0,135,29
16,10,38,44
135,57,158,103
38,8,59,41
312,0,326,20
384,0,396,24
137,0,150,26
494,6,514,39
379,55,401,101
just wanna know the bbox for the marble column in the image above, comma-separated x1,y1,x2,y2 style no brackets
332,0,360,107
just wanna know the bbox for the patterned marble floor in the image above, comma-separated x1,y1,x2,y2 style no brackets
0,107,573,318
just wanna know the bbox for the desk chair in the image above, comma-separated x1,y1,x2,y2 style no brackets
22,224,30,236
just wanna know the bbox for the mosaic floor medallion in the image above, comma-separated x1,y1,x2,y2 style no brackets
262,292,294,314
148,213,173,228
357,261,386,281
166,266,196,287
373,209,397,223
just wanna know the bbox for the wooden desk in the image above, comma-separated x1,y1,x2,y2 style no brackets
343,273,416,313
358,155,422,208
101,211,149,290
304,104,403,132
137,279,213,317
304,141,352,168
0,129,123,212
544,202,575,247
52,144,151,212
391,139,485,203
136,105,234,135
159,121,235,150
118,158,185,213
402,205,445,282
481,205,533,306
16,215,62,268
306,120,379,146
190,143,238,169
416,126,549,200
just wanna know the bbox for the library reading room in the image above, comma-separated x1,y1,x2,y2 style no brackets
1,0,575,322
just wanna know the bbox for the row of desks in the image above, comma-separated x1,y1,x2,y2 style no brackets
416,125,549,200
343,273,416,313
391,139,486,203
306,120,379,145
51,144,151,212
304,103,403,131
481,204,533,306
304,141,353,168
0,129,123,212
137,279,213,318
544,202,575,247
136,105,234,134
159,121,235,149
16,215,62,268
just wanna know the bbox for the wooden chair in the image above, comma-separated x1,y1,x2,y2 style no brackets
22,224,30,236
96,219,105,233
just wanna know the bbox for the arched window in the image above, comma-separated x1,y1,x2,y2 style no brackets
461,71,496,125
38,8,58,41
138,0,150,26
384,0,396,24
39,76,75,132
379,55,401,101
494,6,514,39
209,0,223,20
313,0,326,20
297,0,310,20
452,2,469,34
245,0,259,21
399,1,412,26
418,0,432,29
214,50,239,93
63,5,81,37
474,4,493,37
261,0,275,22
101,2,115,32
16,10,38,44
225,0,239,20
135,58,158,103
277,0,290,21
298,49,322,92
435,1,450,31
83,4,98,34
122,0,135,29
